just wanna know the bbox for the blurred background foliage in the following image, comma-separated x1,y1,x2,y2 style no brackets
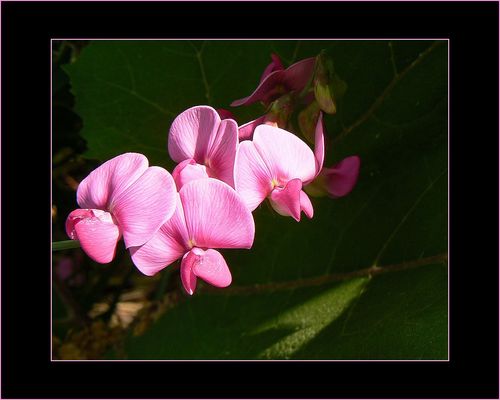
52,40,448,360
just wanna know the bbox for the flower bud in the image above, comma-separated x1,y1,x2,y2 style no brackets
298,101,321,144
313,51,347,115
267,93,294,129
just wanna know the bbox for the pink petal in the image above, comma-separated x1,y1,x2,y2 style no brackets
66,209,120,264
269,178,303,221
168,106,220,163
234,141,273,211
300,190,314,219
110,166,177,248
180,250,198,295
205,118,238,187
77,153,149,210
313,112,325,176
172,159,209,191
282,57,316,92
192,248,232,288
180,248,232,295
259,53,284,82
323,156,361,198
180,178,255,249
253,125,317,184
238,115,267,141
129,195,190,276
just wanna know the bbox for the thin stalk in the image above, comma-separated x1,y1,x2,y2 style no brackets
52,240,81,251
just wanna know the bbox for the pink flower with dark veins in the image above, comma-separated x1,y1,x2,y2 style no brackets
130,178,255,295
234,115,325,222
65,153,177,264
168,106,238,188
231,55,316,107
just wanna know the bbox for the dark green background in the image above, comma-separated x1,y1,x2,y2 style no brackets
62,40,448,359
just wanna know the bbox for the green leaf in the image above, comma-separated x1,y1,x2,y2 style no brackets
65,40,448,359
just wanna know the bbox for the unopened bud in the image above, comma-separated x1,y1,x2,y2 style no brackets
267,93,294,129
298,101,321,143
313,51,347,115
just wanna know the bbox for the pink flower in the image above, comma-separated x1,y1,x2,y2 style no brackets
130,178,255,295
171,159,209,191
307,156,361,198
65,153,177,264
322,156,361,198
231,56,316,107
234,116,324,221
168,106,238,188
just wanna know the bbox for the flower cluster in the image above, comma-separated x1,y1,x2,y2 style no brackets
65,53,360,295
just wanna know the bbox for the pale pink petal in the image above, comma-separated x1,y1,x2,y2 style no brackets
238,116,267,141
129,195,189,276
282,57,316,92
66,209,120,264
300,190,314,219
205,118,238,187
253,125,316,184
172,159,209,191
110,166,176,248
234,141,273,211
180,178,255,249
260,53,284,82
180,250,199,295
168,106,220,163
268,178,303,221
77,153,148,210
192,248,232,288
313,112,325,176
323,156,361,198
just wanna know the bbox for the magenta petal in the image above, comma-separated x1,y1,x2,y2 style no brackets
323,156,361,198
230,70,284,107
129,195,189,276
259,53,285,82
180,250,198,295
77,153,149,210
269,178,303,222
234,141,273,211
67,209,120,264
216,108,236,121
253,125,317,184
205,118,238,187
168,106,220,163
111,166,176,248
238,115,267,141
192,248,232,288
180,178,255,249
172,159,209,191
300,190,314,219
282,57,316,92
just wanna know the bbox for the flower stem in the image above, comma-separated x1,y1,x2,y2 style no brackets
52,240,81,251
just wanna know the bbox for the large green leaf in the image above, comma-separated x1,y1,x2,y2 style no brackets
65,40,448,359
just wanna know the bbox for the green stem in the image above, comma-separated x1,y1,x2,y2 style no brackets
52,240,81,251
